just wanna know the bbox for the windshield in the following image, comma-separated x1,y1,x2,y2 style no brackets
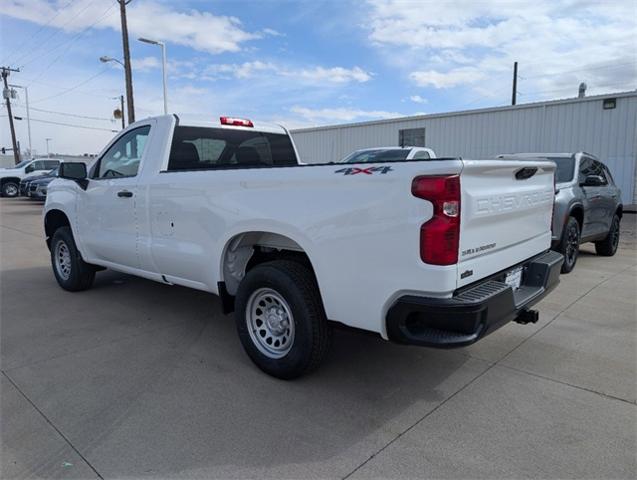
547,156,576,183
340,149,410,163
11,160,31,169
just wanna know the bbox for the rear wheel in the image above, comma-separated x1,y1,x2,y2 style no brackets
558,216,580,274
595,214,620,256
50,227,95,291
235,260,331,379
1,181,19,198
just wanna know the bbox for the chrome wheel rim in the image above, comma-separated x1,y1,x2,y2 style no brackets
565,224,579,266
246,288,295,359
5,184,17,196
54,240,72,280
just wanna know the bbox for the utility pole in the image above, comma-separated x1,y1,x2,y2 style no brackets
10,84,32,158
45,138,52,156
1,66,20,164
118,0,135,124
511,61,518,106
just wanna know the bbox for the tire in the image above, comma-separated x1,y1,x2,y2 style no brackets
1,181,19,198
595,214,620,256
235,260,331,379
50,226,95,291
558,216,580,274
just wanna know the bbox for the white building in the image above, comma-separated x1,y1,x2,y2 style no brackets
291,91,637,205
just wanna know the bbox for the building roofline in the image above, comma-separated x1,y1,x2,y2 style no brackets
290,90,637,134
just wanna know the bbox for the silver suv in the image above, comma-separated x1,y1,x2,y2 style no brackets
498,153,622,273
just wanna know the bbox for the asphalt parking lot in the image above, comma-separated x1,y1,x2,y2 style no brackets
1,197,636,479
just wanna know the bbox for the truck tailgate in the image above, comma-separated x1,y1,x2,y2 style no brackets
457,159,556,288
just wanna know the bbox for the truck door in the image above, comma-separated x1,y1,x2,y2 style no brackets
77,125,151,268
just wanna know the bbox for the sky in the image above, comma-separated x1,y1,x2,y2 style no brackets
0,0,635,155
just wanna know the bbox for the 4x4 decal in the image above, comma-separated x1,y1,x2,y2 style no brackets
334,166,393,175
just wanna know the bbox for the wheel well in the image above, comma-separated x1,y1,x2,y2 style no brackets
44,210,70,249
1,177,21,187
569,206,584,230
221,232,315,297
616,205,623,219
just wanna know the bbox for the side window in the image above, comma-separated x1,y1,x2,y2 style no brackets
412,150,430,160
94,126,151,179
44,160,59,169
578,158,593,184
592,161,608,185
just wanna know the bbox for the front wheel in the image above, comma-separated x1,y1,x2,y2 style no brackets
235,260,331,379
558,216,580,274
595,214,620,256
1,181,19,198
50,227,96,291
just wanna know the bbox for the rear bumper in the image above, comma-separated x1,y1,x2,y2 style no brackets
386,250,563,348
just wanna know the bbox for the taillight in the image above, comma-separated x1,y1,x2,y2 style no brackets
412,175,460,266
220,116,254,127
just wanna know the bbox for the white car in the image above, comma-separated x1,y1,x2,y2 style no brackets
44,114,563,378
0,158,61,197
340,146,437,163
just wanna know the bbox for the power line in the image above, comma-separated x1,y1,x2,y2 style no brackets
30,68,111,104
8,116,118,132
1,0,75,66
14,105,113,122
14,0,103,68
22,1,117,84
521,61,637,80
523,82,636,97
18,78,117,100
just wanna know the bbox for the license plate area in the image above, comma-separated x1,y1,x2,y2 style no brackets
505,266,524,290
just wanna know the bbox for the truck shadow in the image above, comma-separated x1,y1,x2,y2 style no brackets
3,266,476,478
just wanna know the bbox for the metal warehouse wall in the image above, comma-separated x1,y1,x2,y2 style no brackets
291,92,637,205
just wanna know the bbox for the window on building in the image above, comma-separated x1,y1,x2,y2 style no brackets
399,128,426,147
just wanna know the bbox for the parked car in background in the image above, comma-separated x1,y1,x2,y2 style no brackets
0,158,60,197
340,146,436,163
43,114,562,379
27,171,58,200
20,167,59,196
497,152,622,273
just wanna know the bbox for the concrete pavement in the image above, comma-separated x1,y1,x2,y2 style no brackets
1,197,635,479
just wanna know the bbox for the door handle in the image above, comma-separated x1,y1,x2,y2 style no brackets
117,190,133,198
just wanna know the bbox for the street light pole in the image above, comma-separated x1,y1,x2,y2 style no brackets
9,84,32,158
138,37,168,114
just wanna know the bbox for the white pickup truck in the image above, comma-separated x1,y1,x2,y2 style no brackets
44,115,563,378
1,158,61,197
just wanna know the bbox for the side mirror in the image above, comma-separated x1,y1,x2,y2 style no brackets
25,164,35,173
59,162,88,190
581,175,604,187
